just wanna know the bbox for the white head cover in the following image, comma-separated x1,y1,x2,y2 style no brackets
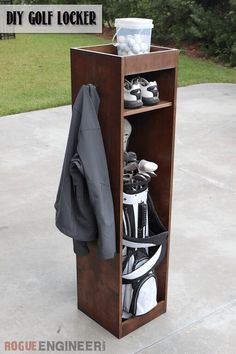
138,160,158,174
124,119,132,151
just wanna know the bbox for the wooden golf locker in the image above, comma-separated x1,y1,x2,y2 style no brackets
70,44,178,338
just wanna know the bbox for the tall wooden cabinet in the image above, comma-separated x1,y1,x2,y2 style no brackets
70,44,178,338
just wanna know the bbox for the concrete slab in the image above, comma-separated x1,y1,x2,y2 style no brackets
0,84,235,354
137,300,236,354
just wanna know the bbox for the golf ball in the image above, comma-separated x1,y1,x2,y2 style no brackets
140,42,148,53
117,35,125,43
126,35,133,42
119,42,128,51
132,43,141,54
134,34,142,43
117,34,150,55
128,38,135,47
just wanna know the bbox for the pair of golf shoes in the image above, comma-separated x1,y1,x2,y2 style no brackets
124,77,159,109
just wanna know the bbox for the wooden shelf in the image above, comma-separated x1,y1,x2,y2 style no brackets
124,100,172,117
121,300,166,337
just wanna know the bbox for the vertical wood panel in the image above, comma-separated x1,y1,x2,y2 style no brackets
71,49,123,338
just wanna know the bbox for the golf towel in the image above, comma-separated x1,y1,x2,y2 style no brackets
54,84,116,259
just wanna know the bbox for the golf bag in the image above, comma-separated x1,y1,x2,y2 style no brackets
122,169,168,318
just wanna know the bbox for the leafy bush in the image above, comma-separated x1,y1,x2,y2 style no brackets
13,0,236,65
99,0,236,66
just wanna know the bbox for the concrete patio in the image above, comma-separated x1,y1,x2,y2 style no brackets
0,83,235,353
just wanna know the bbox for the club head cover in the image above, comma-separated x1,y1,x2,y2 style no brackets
138,160,158,174
124,119,132,151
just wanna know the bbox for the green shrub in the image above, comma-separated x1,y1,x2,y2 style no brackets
99,0,236,66
13,0,236,65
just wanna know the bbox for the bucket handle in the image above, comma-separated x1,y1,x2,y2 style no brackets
112,27,121,47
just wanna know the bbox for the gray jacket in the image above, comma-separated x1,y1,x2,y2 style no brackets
55,84,116,259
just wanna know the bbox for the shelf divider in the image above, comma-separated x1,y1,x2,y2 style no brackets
122,301,166,337
124,100,172,117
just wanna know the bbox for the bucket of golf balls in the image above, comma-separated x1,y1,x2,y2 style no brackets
113,18,153,56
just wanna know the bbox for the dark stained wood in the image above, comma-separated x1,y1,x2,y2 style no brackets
73,43,117,55
71,45,179,338
164,58,178,308
73,44,174,57
124,100,172,117
150,45,176,52
124,47,178,75
128,107,174,228
122,301,166,337
127,66,177,305
71,48,124,338
76,245,121,336
128,107,174,303
73,44,178,74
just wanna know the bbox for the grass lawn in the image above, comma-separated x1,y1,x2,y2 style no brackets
179,54,236,86
0,34,235,116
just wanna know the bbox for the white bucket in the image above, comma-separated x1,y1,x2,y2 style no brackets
113,18,153,56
